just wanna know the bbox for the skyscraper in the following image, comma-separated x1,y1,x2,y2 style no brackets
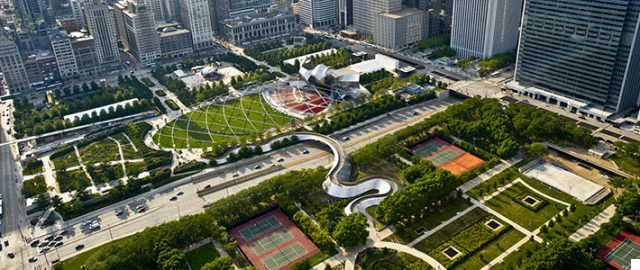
352,0,401,36
114,0,161,63
85,0,120,70
0,31,29,93
229,0,274,13
299,0,337,28
70,0,86,29
450,0,522,59
179,0,213,51
338,0,352,27
404,0,441,36
511,0,640,116
50,30,80,80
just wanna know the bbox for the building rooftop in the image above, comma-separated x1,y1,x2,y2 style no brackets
221,9,294,27
378,7,425,19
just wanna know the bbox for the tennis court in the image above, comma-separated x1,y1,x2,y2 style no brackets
606,239,640,269
412,141,446,158
261,242,308,270
250,229,294,255
239,216,282,241
430,149,462,166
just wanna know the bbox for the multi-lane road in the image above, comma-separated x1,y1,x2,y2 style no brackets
0,92,452,269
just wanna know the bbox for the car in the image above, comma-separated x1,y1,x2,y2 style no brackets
51,259,60,264
203,184,211,189
126,61,131,65
38,241,48,247
89,223,100,230
342,137,350,141
254,165,261,170
4,239,8,246
115,209,123,216
28,257,38,263
45,234,55,241
75,244,85,250
30,240,40,247
48,241,57,247
232,172,239,177
82,220,93,227
169,196,177,201
7,252,14,258
302,149,310,154
412,111,419,116
176,190,184,196
277,158,285,162
58,230,68,236
54,235,63,241
137,206,146,213
522,99,529,103
270,164,276,168
39,247,50,253
130,70,135,74
54,241,63,247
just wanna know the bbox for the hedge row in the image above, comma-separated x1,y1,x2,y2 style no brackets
514,191,548,212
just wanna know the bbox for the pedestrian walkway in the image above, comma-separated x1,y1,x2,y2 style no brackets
458,156,521,193
109,136,127,179
481,236,531,270
41,155,58,193
408,205,479,246
569,205,616,242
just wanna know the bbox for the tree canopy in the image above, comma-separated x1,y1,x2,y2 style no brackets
332,213,369,247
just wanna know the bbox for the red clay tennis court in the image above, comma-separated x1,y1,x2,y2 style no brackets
410,137,485,175
596,231,640,270
228,209,320,270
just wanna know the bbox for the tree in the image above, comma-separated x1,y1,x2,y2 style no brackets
520,239,605,270
614,192,640,219
289,259,311,270
332,213,368,247
528,142,548,158
201,256,233,270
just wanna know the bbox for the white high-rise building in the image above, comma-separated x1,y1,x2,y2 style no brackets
144,0,165,22
114,0,161,63
352,0,401,36
50,30,80,79
299,0,337,28
85,0,120,69
450,0,522,59
70,0,86,29
179,0,213,51
0,31,29,93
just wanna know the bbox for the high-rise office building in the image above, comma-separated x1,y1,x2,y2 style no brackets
209,0,230,35
375,8,427,50
0,31,29,93
85,0,120,70
50,30,80,79
404,0,441,36
179,0,213,51
510,0,640,117
353,0,401,36
338,0,352,27
300,0,337,28
69,0,86,29
142,0,164,22
114,0,161,63
450,0,522,59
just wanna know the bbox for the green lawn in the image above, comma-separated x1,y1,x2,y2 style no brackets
393,197,474,244
413,207,489,253
185,243,220,270
53,151,80,170
610,153,640,176
358,249,433,270
453,229,525,270
519,175,615,241
154,94,293,148
485,183,563,231
490,240,543,270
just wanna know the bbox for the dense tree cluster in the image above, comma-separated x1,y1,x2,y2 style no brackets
456,56,477,70
506,103,598,147
83,214,226,270
314,204,343,233
359,69,393,86
376,169,458,225
308,48,361,69
520,239,605,270
416,35,450,51
245,41,331,67
201,256,234,270
332,213,368,247
152,65,229,106
229,70,276,89
428,47,456,59
477,52,516,76
313,95,405,134
13,75,154,137
293,211,334,249
247,40,283,52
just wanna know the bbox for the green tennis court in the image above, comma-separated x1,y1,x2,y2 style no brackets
250,229,294,255
239,216,282,241
261,242,308,270
606,239,640,269
429,149,461,166
412,142,446,157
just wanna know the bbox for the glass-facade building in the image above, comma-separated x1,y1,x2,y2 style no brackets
515,0,640,114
